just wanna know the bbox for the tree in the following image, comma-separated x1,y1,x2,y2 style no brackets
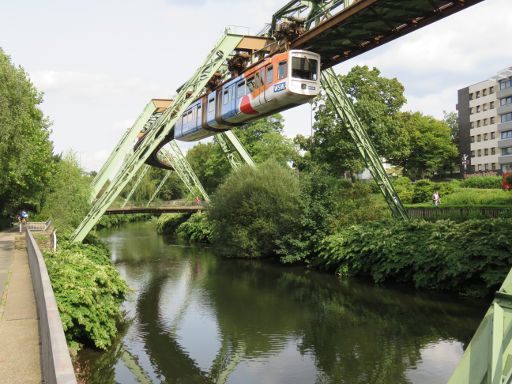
306,66,409,177
0,48,54,217
397,112,458,180
39,153,91,232
233,114,298,165
186,142,231,193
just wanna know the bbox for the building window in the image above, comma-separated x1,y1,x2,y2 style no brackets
478,164,483,171
492,163,496,170
484,133,488,140
483,104,488,111
470,122,475,128
477,120,481,127
502,112,512,123
491,147,496,155
502,147,512,156
484,163,489,171
478,149,482,156
476,105,481,113
470,108,474,115
501,96,512,106
491,132,496,139
476,91,481,98
471,165,476,172
501,130,512,139
500,78,512,90
491,117,496,124
471,150,475,157
483,89,488,96
490,101,495,109
490,86,495,94
471,136,475,143
469,93,473,100
484,119,488,126
484,148,489,156
477,134,481,142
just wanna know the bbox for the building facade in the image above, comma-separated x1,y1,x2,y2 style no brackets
457,67,512,174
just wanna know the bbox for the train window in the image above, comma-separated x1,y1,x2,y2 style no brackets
292,57,318,81
223,89,229,105
237,82,245,98
266,65,273,83
208,97,214,112
255,72,261,88
247,77,255,94
278,61,287,80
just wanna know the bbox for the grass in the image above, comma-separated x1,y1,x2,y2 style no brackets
406,188,512,208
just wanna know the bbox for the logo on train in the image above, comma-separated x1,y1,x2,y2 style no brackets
274,82,286,93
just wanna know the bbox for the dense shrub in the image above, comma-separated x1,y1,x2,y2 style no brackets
441,188,512,207
393,176,459,204
155,213,190,235
461,176,501,189
44,240,128,351
96,214,152,229
208,160,301,258
176,212,212,243
316,219,512,296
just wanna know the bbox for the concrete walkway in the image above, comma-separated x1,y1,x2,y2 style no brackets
0,231,41,384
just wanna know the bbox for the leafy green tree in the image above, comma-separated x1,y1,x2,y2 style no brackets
39,152,91,232
306,66,409,176
208,160,301,258
0,48,54,217
186,142,231,193
397,112,458,180
233,114,298,165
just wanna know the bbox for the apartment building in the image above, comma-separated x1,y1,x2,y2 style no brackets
458,67,512,174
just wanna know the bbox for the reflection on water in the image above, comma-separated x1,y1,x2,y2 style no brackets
78,222,486,384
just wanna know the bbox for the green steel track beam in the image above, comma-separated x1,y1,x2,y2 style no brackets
161,141,209,202
320,68,408,219
448,268,512,384
71,32,243,242
215,131,255,170
90,100,167,201
121,165,150,208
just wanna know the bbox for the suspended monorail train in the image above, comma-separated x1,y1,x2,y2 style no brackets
174,50,321,142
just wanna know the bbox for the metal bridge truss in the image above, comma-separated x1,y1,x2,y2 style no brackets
321,68,408,219
71,32,245,242
215,131,255,170
448,270,512,384
121,165,150,208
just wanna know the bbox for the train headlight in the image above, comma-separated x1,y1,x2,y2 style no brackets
301,84,307,90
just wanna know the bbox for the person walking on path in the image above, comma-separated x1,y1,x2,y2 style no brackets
432,191,441,207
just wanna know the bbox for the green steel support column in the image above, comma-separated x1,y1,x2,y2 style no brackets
121,165,150,208
215,131,255,170
448,268,512,383
163,141,210,201
146,171,171,207
71,33,243,242
321,68,408,219
90,101,163,201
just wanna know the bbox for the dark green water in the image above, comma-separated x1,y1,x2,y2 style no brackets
78,222,486,384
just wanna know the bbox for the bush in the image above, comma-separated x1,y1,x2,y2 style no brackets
442,188,512,207
208,160,301,258
316,219,512,296
461,176,501,189
176,212,212,243
155,213,190,235
393,176,413,204
44,240,128,351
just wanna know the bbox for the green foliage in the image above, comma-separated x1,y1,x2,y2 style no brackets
393,177,459,204
393,176,413,204
397,112,458,179
305,65,408,176
156,213,190,235
186,141,231,193
0,48,54,217
208,160,301,258
316,219,512,296
441,188,512,207
176,212,212,243
96,214,152,230
460,176,502,189
38,152,91,232
44,240,128,350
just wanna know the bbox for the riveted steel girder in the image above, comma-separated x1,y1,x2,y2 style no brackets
71,33,243,242
321,68,408,219
121,165,150,208
215,131,255,170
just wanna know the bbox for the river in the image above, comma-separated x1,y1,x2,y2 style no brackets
78,221,486,384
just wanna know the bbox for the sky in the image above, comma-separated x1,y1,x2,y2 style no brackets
0,0,511,171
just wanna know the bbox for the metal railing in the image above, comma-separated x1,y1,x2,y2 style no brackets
24,219,52,231
25,229,77,384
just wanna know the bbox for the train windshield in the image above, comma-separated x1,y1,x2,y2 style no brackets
292,57,318,81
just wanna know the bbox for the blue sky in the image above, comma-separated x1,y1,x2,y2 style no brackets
1,0,510,171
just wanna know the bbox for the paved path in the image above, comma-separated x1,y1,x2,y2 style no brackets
0,231,41,384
